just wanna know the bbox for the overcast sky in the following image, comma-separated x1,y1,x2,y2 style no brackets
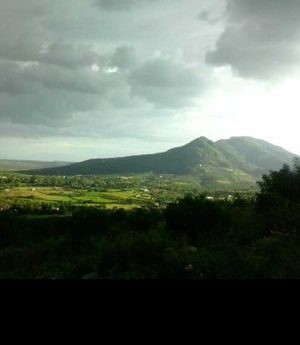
1,0,300,161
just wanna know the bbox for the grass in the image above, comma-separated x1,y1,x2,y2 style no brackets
0,186,149,209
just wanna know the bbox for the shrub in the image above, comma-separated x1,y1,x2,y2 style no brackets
95,231,188,279
165,195,230,244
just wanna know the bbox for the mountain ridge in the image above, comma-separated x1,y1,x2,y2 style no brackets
24,136,298,184
0,160,73,172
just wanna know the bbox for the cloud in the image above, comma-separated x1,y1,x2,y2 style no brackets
206,0,300,79
0,0,205,128
198,10,211,22
129,56,202,108
95,0,156,11
0,0,210,117
0,48,202,126
198,9,222,24
110,46,138,70
0,57,133,125
0,0,229,159
39,42,106,69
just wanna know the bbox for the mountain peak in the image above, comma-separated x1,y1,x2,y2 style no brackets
186,136,213,146
26,136,297,179
194,136,211,142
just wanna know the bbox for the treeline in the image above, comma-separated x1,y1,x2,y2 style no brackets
0,172,189,192
1,174,134,189
0,161,300,279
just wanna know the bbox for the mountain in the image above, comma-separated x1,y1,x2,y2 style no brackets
0,160,73,172
26,137,298,185
216,137,297,176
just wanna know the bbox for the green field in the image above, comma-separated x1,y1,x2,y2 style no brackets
0,172,258,214
0,186,152,210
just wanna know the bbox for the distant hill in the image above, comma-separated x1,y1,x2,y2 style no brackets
0,160,73,172
26,137,298,186
215,137,297,176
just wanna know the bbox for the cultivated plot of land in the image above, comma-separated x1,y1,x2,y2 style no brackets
0,172,258,214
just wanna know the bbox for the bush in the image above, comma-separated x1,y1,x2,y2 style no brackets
126,208,163,233
165,195,230,244
95,231,188,279
70,207,110,239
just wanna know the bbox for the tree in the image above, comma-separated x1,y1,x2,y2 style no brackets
256,160,300,234
165,194,230,244
257,160,300,201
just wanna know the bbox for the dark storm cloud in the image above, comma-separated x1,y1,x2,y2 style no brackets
206,0,300,79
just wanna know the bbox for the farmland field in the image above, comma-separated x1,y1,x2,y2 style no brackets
0,186,156,211
0,172,257,214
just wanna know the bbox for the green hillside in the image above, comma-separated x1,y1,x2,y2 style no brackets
27,137,298,187
216,137,297,176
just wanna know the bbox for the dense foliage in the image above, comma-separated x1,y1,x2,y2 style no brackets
256,160,300,236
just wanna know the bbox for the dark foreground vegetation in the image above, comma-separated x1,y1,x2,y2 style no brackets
0,161,300,279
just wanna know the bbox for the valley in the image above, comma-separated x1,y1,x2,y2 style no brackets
0,172,257,214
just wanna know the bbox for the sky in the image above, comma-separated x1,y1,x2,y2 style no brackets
0,0,300,161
